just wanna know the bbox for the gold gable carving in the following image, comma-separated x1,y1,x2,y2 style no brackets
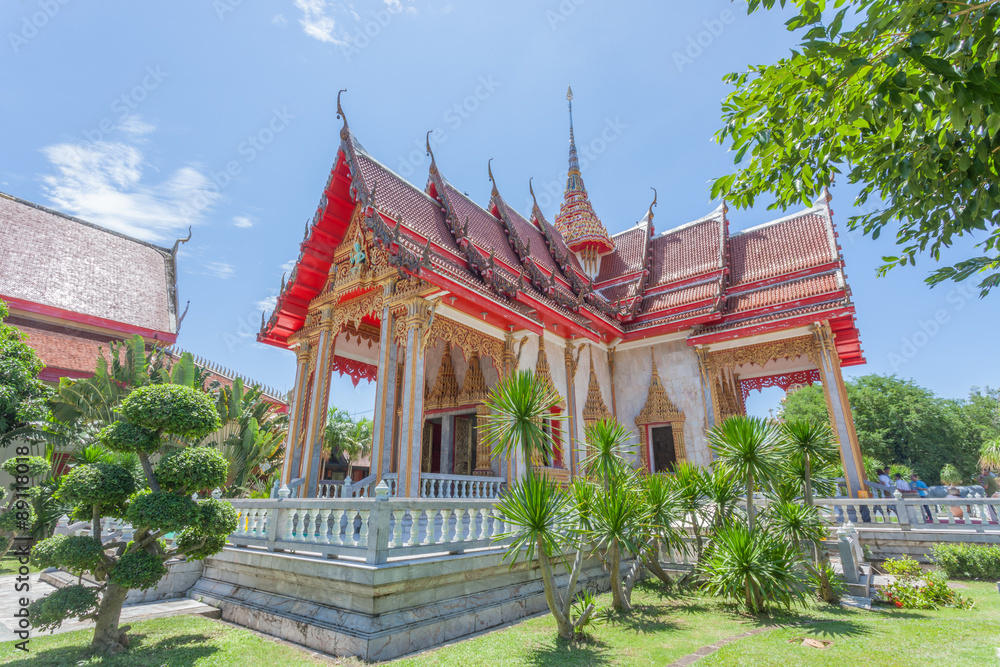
426,342,460,410
459,352,489,404
582,347,611,424
414,315,505,373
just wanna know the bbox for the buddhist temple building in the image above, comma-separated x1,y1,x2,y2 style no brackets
260,90,867,499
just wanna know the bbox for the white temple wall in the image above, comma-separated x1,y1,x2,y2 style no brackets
615,339,711,467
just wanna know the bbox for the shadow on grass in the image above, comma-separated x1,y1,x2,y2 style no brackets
525,634,611,667
5,633,220,667
606,604,683,635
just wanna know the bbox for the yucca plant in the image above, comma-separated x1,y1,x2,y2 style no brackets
781,420,836,506
487,371,590,639
580,419,636,491
589,469,648,612
666,460,709,560
701,523,808,614
708,416,788,531
482,370,564,475
640,473,690,587
863,455,885,485
702,466,744,533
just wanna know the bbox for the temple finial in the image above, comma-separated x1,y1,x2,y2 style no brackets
646,187,657,224
336,89,349,139
426,130,437,175
487,158,499,197
566,86,580,184
171,226,192,255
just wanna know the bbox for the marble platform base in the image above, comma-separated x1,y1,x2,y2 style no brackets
190,546,618,661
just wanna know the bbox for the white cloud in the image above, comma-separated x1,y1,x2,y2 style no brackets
233,215,254,228
280,259,297,273
206,261,235,279
257,295,278,313
40,139,219,244
272,13,287,25
293,0,416,43
118,115,156,137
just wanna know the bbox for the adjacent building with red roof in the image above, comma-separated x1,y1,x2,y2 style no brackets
262,91,868,499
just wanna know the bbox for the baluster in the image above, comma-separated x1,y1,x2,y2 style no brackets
484,509,495,540
358,510,370,547
405,509,417,546
330,508,344,546
301,509,315,543
247,509,259,536
391,509,404,547
282,509,296,542
315,508,330,543
441,508,454,543
460,509,472,541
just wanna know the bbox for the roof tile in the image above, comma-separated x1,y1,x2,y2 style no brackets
727,212,837,286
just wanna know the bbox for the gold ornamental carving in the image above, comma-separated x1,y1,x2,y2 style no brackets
582,347,612,425
426,342,460,410
459,352,489,404
703,335,821,376
421,315,505,373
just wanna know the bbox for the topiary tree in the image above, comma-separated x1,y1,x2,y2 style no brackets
0,456,50,558
29,383,236,655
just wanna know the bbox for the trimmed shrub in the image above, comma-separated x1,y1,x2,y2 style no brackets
156,447,228,494
0,456,50,479
931,543,1000,580
57,463,135,507
31,534,104,573
125,491,199,534
109,550,168,591
28,585,100,633
194,497,239,535
0,498,35,533
98,420,161,454
120,384,220,439
175,527,228,561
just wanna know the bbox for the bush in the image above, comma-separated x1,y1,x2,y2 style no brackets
125,491,199,534
877,556,974,609
31,534,104,573
194,498,239,535
888,463,914,480
939,464,963,486
28,585,100,633
156,447,228,494
109,550,168,591
98,420,161,454
700,524,808,613
174,527,229,561
57,463,135,507
0,498,36,533
931,543,1000,580
1,456,50,479
120,384,220,439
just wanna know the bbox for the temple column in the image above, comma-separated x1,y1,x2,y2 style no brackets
812,323,867,498
696,347,717,433
371,303,399,483
440,415,454,474
301,306,336,497
564,341,582,479
281,341,312,487
474,403,492,475
397,299,430,498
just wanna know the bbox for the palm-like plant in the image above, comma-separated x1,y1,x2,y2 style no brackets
781,420,836,506
590,476,648,611
940,463,963,486
666,461,708,560
701,524,808,614
482,370,564,474
487,371,590,638
322,408,373,463
980,438,1000,473
702,466,744,532
708,416,787,530
581,419,636,491
863,455,885,486
640,473,689,587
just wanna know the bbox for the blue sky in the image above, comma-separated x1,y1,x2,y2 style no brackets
2,0,996,420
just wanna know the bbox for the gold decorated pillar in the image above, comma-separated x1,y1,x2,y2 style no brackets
281,340,312,487
301,305,336,497
371,298,399,483
812,323,868,498
564,341,583,479
397,299,431,497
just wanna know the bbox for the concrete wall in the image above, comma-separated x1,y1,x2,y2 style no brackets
615,339,709,466
852,529,1000,563
191,546,621,661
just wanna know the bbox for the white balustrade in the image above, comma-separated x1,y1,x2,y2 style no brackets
811,496,1000,533
417,473,505,499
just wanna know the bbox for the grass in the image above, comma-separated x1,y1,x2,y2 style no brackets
0,614,338,667
2,579,997,666
0,555,35,576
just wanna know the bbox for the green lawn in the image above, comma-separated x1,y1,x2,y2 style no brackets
0,555,34,577
0,614,338,667
2,579,997,666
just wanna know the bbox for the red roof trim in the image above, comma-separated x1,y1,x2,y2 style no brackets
3,295,177,343
687,306,855,346
726,261,844,294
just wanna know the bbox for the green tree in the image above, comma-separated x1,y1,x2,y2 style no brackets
708,416,788,530
323,407,373,463
0,299,52,447
29,384,236,654
713,0,1000,295
781,375,984,482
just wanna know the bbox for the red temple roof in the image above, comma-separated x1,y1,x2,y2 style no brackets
258,97,864,366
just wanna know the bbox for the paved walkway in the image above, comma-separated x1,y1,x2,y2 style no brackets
0,573,219,642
